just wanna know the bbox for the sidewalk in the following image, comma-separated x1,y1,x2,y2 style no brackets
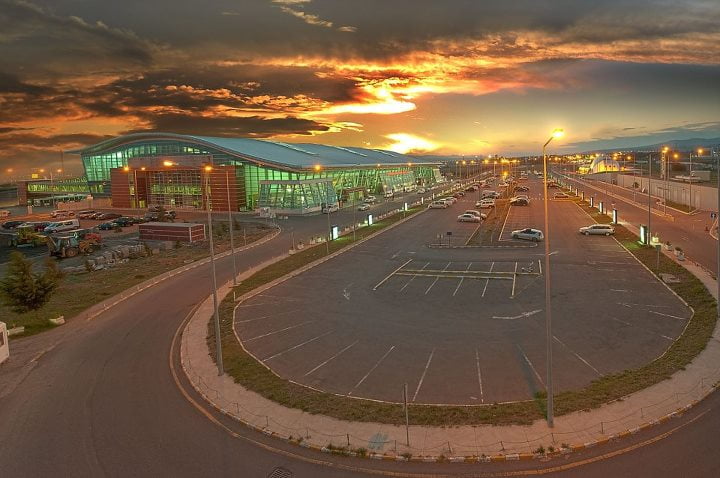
181,243,720,462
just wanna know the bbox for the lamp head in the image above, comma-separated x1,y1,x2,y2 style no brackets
204,165,213,172
552,129,564,139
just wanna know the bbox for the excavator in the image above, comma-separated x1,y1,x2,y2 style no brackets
46,229,102,258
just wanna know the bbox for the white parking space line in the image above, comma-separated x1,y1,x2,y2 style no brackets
373,258,412,291
453,263,472,296
661,335,674,341
244,321,314,342
412,348,436,402
481,262,495,297
510,262,518,298
553,336,601,376
263,331,334,362
425,262,451,294
236,308,303,324
400,262,429,291
613,317,632,326
517,345,545,388
648,310,688,321
348,345,396,396
303,340,359,376
475,349,484,403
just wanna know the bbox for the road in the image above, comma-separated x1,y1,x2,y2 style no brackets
1,174,719,477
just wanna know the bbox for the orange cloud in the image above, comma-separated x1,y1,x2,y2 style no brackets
382,133,440,154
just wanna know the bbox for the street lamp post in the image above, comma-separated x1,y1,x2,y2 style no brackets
205,166,224,376
542,128,564,428
225,169,238,289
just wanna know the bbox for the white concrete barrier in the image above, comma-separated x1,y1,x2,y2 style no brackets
0,322,9,365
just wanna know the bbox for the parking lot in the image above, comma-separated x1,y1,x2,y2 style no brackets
234,190,691,405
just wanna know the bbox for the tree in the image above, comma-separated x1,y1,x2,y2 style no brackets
0,252,64,313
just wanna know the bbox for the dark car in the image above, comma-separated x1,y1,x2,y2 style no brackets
96,212,122,221
514,186,529,192
1,220,26,230
144,212,175,222
547,182,559,188
510,197,530,206
96,222,118,230
112,216,139,227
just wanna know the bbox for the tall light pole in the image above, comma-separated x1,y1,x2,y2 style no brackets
648,154,652,241
205,165,224,375
542,127,564,428
225,168,238,288
690,148,702,212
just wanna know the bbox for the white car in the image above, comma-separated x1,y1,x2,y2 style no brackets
428,201,448,209
579,224,615,236
553,192,570,199
363,196,377,203
383,191,394,198
498,182,508,188
417,187,427,194
464,210,487,220
477,198,495,208
357,204,370,211
441,197,457,204
457,213,482,223
511,228,544,242
50,210,75,218
482,191,500,199
322,204,339,213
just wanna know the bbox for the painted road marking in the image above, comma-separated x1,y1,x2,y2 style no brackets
481,262,495,297
424,262,451,294
553,335,601,375
648,310,687,321
399,262,429,291
492,309,542,320
244,321,314,342
236,308,303,324
453,263,472,296
372,258,412,291
412,348,436,402
511,261,518,297
613,317,632,326
263,331,333,362
475,348,484,403
303,340,359,376
348,345,395,396
517,345,545,388
661,334,674,341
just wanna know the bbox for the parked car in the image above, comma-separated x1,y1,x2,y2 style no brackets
50,210,75,218
482,191,500,199
547,182,559,188
511,228,544,242
77,210,98,219
44,219,81,234
363,195,377,203
89,211,106,219
0,210,11,218
514,186,529,192
97,221,118,231
357,204,370,211
579,224,615,236
112,216,139,227
17,221,52,232
477,198,496,208
553,192,569,199
428,201,448,209
510,197,530,206
96,212,122,221
453,191,465,198
457,213,482,223
2,220,25,230
383,191,394,198
417,187,427,194
441,197,457,204
464,210,487,220
321,204,339,213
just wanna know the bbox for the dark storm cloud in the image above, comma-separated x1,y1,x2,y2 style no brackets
0,132,112,150
0,0,155,79
124,114,329,138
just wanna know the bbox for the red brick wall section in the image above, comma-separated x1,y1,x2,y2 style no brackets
110,169,132,208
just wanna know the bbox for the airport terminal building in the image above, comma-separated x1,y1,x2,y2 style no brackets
68,133,442,214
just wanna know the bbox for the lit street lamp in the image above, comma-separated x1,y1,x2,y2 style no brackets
204,165,224,376
542,127,564,427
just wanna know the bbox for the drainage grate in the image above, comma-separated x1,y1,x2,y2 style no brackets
267,466,293,478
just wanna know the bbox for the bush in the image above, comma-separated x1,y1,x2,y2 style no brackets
0,252,64,312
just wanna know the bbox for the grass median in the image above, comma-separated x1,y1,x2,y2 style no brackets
210,197,717,426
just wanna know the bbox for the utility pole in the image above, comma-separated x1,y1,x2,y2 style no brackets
205,166,224,375
225,169,238,288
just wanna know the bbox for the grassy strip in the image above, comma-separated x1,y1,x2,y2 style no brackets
466,200,509,245
3,223,273,337
212,197,717,426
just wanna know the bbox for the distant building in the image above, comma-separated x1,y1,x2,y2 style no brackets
588,156,620,174
68,133,442,214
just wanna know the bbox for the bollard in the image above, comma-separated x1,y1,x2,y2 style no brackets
600,422,604,434
500,440,505,451
266,416,269,428
347,434,350,447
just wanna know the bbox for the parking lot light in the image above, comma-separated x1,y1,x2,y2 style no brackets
542,128,564,428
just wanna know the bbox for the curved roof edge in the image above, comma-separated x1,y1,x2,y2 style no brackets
67,132,441,170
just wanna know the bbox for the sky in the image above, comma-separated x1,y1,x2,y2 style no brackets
1,0,719,176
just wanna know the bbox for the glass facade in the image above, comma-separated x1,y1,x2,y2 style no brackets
79,138,441,213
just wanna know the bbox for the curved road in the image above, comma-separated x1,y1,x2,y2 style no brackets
1,181,719,478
